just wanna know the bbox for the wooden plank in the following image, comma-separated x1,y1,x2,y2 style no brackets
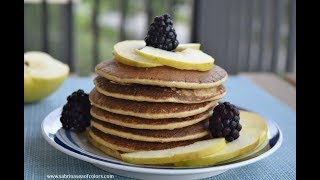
119,0,128,41
237,0,251,72
145,0,153,28
257,0,268,71
240,72,296,110
271,0,282,73
168,0,176,19
286,0,296,72
65,0,74,72
283,73,296,86
41,0,49,52
191,0,199,42
245,0,254,72
226,0,242,74
92,0,100,69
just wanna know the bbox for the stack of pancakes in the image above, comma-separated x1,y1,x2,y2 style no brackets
88,60,228,159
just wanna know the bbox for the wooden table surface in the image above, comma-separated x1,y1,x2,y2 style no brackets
240,72,296,111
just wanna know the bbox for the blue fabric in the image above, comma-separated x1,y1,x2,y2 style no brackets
24,76,296,179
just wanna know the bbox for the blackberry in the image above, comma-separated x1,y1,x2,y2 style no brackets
60,89,91,132
145,14,179,51
209,102,242,142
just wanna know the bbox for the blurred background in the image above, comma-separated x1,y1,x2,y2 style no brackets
24,0,296,77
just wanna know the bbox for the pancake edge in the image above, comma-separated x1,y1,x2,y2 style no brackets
91,120,209,143
96,68,228,89
90,99,219,119
90,108,213,130
94,78,227,103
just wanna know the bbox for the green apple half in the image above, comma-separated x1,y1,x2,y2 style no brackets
136,47,214,71
121,138,226,165
24,51,69,103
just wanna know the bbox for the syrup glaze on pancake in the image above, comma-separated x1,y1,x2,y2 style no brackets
95,60,228,89
94,76,226,103
89,127,208,152
89,88,218,119
90,106,213,130
91,118,209,142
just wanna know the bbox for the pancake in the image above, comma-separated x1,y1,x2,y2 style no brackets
87,132,122,159
91,118,209,142
94,76,226,103
89,88,218,119
95,60,228,89
89,127,208,152
91,106,213,130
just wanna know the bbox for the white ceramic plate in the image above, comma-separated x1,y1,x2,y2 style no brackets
41,107,283,180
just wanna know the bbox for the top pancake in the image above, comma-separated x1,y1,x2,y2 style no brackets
95,60,228,89
94,76,226,104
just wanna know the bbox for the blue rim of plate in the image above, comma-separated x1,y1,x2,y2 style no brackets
41,107,283,174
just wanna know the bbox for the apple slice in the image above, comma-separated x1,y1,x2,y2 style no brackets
175,43,201,51
121,138,226,165
113,40,162,67
240,111,268,143
174,128,261,167
24,51,69,103
136,47,214,71
220,137,269,164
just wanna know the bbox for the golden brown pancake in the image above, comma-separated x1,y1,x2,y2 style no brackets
89,88,218,119
90,106,213,130
89,127,208,152
95,60,228,89
87,132,122,159
91,118,209,142
94,76,226,103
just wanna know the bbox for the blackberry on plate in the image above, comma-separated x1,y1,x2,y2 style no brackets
60,89,91,132
145,14,179,51
209,102,242,142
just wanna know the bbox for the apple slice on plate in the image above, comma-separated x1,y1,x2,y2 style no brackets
24,51,69,103
135,47,214,71
113,40,162,67
240,111,268,143
121,138,226,165
175,43,201,51
174,128,261,167
221,137,269,164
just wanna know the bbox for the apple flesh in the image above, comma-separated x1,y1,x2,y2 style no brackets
121,138,226,165
174,128,261,167
113,40,162,67
135,47,214,71
24,51,69,103
175,43,201,51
